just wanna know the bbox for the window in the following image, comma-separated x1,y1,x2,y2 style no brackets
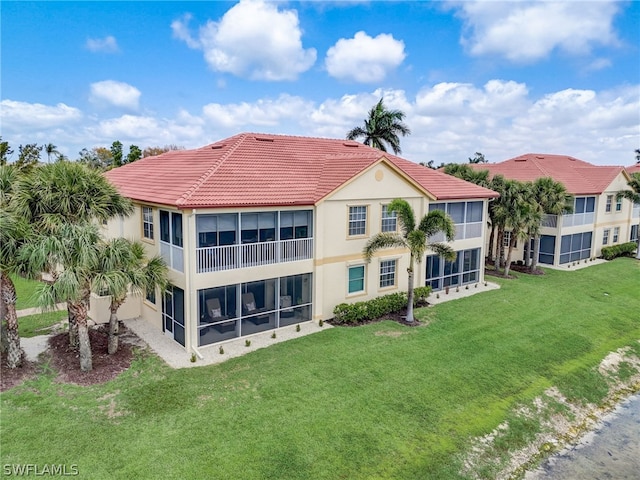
559,232,592,264
539,235,556,265
145,288,156,304
381,205,397,232
573,197,596,214
603,229,610,245
280,210,312,240
348,206,367,236
142,206,154,240
631,224,639,243
159,210,184,272
348,265,365,294
503,231,516,248
605,195,612,213
241,212,276,244
613,227,620,243
379,260,396,288
426,248,480,290
615,197,623,212
197,214,237,248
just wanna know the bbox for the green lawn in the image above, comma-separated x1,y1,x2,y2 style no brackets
1,259,639,479
10,274,44,310
18,310,68,338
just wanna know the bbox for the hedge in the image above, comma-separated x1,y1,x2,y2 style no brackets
332,286,431,325
601,241,637,260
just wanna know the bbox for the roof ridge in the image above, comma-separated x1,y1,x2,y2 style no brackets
177,134,247,206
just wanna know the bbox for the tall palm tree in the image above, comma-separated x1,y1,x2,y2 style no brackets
493,180,536,277
0,165,29,368
94,239,168,354
20,223,102,371
346,98,411,154
11,161,133,347
617,172,640,259
44,143,59,163
529,178,573,271
486,175,507,265
363,198,455,323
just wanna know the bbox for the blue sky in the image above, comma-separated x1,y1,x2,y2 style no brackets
2,0,639,166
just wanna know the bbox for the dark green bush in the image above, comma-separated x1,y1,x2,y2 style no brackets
601,242,637,260
332,287,431,325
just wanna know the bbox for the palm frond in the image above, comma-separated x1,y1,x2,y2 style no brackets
428,242,456,262
363,232,407,262
418,209,455,241
387,198,416,236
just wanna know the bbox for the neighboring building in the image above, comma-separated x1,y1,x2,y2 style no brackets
470,154,638,266
103,133,497,353
627,164,640,175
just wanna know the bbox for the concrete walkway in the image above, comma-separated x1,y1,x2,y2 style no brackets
123,317,332,369
16,303,66,318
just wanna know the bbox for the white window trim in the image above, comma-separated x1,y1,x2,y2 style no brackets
603,228,610,245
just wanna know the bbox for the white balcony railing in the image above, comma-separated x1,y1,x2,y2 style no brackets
562,212,595,227
196,237,313,273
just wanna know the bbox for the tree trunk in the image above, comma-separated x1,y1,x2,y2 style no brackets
1,271,23,368
531,234,541,272
487,224,496,263
107,301,122,355
523,233,531,267
68,300,92,371
495,228,505,271
67,301,79,348
406,262,415,324
504,232,517,277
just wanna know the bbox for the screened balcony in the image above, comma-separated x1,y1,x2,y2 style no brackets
195,210,313,273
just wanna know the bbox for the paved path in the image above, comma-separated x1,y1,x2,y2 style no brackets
16,303,66,318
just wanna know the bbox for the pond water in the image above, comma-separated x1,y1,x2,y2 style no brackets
525,393,640,479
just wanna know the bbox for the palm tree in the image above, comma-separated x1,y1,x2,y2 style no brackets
493,180,537,277
44,143,59,163
529,178,573,272
635,149,640,164
363,198,455,323
0,165,30,368
346,98,411,154
11,161,133,347
20,223,102,371
617,172,640,259
95,239,168,354
487,175,508,267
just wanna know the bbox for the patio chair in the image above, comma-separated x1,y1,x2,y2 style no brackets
242,292,269,325
205,298,235,333
280,295,294,318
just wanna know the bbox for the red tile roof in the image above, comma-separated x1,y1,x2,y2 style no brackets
105,133,497,208
627,164,640,175
468,153,625,195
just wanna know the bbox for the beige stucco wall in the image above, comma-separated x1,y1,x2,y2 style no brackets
105,160,493,350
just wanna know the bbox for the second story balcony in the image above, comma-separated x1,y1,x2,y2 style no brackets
196,237,313,273
195,210,313,274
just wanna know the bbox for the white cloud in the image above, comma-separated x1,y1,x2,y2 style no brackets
451,1,621,62
85,35,119,53
172,0,316,81
1,82,638,167
325,31,406,83
90,80,141,110
202,94,313,128
0,100,82,129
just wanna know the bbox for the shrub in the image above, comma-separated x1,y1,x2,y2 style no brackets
245,340,251,347
332,291,413,325
413,286,432,305
601,242,637,260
